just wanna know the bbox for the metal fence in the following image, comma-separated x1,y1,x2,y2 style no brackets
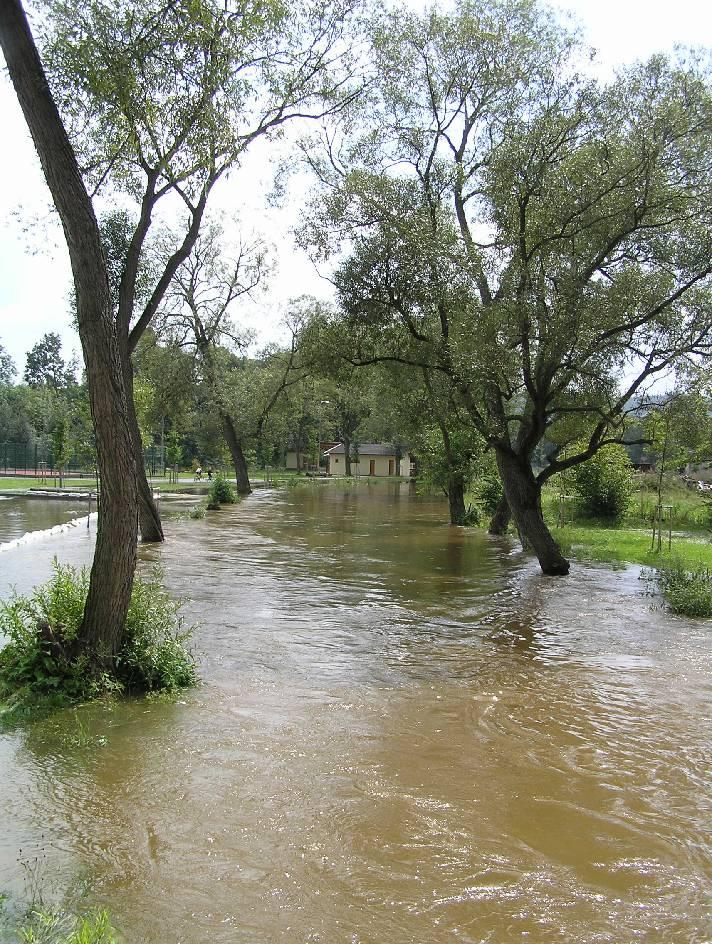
0,441,91,478
1,441,167,478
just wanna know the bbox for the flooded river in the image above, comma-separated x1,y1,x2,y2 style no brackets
0,483,710,943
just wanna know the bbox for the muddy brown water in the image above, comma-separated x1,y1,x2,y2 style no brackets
0,483,710,943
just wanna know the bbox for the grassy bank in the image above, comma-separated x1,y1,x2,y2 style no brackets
542,474,712,534
552,523,712,568
0,477,99,492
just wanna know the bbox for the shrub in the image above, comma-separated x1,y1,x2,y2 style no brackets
0,563,197,715
570,444,634,520
654,561,712,618
207,472,236,507
475,472,504,515
461,503,482,526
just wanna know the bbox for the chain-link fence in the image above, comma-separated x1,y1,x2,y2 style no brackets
1,441,167,478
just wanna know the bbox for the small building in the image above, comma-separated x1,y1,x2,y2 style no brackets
286,443,339,472
325,443,412,477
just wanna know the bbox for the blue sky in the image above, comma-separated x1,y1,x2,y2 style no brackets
0,0,710,375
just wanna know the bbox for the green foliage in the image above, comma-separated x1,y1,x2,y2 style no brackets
472,461,503,515
570,445,634,520
189,501,207,519
415,424,484,494
207,472,236,506
460,503,482,526
300,1,712,572
654,562,712,619
17,907,116,944
23,333,75,389
0,563,197,717
0,340,16,385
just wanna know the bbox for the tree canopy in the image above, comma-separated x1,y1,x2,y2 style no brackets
300,0,712,573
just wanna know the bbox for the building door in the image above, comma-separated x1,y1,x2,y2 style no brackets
389,459,395,475
369,459,376,476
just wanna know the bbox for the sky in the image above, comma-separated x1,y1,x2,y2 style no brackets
0,0,710,376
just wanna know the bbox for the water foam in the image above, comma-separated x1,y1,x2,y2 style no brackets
0,513,98,553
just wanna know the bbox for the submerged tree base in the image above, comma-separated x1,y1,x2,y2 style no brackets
0,563,197,721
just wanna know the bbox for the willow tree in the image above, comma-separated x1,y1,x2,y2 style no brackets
42,0,363,539
302,0,712,575
0,1,138,665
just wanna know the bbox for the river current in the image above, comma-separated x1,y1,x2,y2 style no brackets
0,483,710,942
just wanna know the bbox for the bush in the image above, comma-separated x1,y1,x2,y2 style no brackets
654,561,712,618
189,501,207,519
570,444,634,520
207,472,236,507
475,472,504,515
0,563,197,715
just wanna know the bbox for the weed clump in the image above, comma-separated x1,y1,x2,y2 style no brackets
206,472,236,509
15,906,116,944
654,561,712,619
0,563,197,718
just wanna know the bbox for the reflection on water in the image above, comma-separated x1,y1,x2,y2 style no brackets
0,483,710,943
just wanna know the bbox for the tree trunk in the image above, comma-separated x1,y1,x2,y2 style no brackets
495,449,570,575
447,474,467,525
344,436,352,476
0,0,138,668
488,496,511,535
123,360,164,542
222,412,252,494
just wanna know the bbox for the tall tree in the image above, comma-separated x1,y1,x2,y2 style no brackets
158,223,308,492
302,0,712,574
41,0,363,539
0,0,138,666
23,331,75,388
0,342,17,385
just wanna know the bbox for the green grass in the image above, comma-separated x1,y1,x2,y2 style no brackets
542,478,712,533
0,477,98,492
552,523,712,568
1,904,116,944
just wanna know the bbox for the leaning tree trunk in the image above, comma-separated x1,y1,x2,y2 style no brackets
344,436,352,476
222,413,252,495
495,449,570,575
123,359,164,542
447,473,467,525
488,496,511,535
0,0,138,667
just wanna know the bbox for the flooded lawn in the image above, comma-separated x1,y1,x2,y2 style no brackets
0,483,710,943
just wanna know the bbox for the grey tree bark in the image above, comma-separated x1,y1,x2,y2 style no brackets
495,450,570,575
222,413,252,495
